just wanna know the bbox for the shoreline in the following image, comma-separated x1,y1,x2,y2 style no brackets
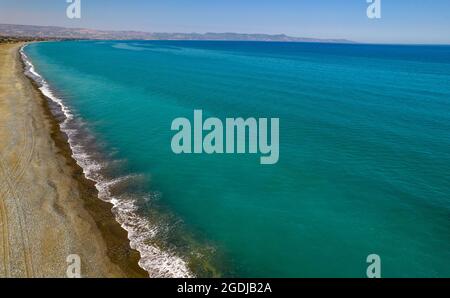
21,42,195,278
19,42,149,277
0,42,147,277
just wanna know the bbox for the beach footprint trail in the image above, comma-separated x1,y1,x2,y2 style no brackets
0,44,37,277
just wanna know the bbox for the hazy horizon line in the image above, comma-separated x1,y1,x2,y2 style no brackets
2,22,450,46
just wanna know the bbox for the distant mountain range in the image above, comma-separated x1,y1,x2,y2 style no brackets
0,24,353,43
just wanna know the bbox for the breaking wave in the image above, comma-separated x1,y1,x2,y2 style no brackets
20,44,193,278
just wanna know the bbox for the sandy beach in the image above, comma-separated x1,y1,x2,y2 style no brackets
0,42,147,277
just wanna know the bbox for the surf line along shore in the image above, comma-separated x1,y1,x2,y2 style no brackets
0,41,147,277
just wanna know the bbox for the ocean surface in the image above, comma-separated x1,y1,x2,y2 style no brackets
24,41,450,277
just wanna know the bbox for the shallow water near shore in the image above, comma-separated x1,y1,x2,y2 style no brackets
24,40,450,277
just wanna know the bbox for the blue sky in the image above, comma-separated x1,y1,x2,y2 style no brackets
0,0,449,44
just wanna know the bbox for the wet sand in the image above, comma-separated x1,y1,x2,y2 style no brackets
0,42,147,277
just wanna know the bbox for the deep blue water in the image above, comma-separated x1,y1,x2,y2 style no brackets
25,41,450,277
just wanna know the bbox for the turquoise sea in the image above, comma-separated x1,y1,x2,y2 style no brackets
24,41,450,277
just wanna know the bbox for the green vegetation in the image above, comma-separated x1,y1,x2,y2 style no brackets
0,36,50,43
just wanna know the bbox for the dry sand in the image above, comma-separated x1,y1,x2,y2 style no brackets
0,42,147,277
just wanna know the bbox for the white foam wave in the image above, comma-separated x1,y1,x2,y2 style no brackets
20,44,193,278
